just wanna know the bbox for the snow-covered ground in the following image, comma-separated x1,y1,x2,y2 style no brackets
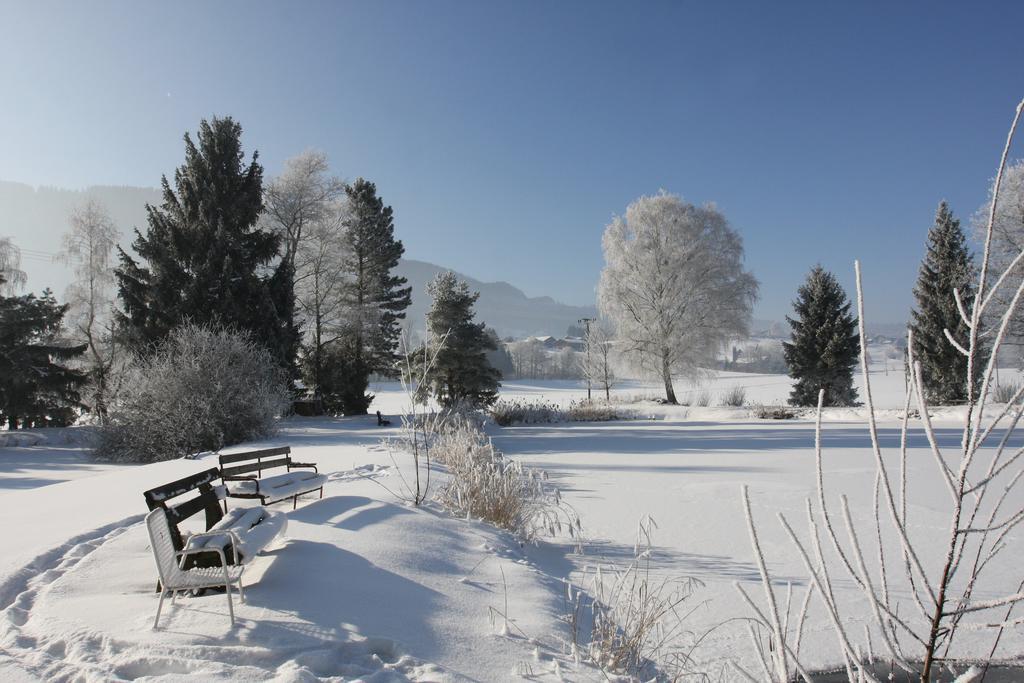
2,356,1023,680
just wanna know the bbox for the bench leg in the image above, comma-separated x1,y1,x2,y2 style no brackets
293,494,297,510
223,567,235,626
154,589,167,629
319,486,324,499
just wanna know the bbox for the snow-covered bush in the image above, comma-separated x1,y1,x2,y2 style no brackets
566,517,706,679
691,389,711,407
719,385,746,407
95,324,289,462
489,399,563,426
489,398,631,426
991,381,1021,404
566,401,624,422
751,403,797,420
432,416,580,543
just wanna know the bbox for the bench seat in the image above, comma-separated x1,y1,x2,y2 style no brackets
184,506,288,564
219,446,326,509
227,471,328,505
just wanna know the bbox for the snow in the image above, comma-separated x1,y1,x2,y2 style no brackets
2,353,1024,679
0,418,594,681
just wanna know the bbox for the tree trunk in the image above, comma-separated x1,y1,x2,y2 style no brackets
662,354,677,404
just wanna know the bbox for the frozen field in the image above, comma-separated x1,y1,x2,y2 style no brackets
2,358,1023,680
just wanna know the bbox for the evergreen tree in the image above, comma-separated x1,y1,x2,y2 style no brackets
412,272,500,408
324,178,411,414
910,201,979,404
114,117,296,367
484,327,515,379
783,266,860,407
0,280,87,429
316,336,373,416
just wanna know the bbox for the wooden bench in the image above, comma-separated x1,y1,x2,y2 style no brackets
219,446,327,510
143,468,287,570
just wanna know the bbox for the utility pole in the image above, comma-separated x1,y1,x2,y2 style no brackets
579,317,595,402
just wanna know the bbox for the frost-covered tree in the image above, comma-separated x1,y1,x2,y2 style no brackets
56,200,121,422
0,283,87,429
115,117,296,367
580,320,617,401
975,159,1024,357
0,237,27,295
263,149,346,272
783,266,859,407
325,178,412,414
294,202,349,404
598,191,758,403
910,201,978,404
411,272,500,408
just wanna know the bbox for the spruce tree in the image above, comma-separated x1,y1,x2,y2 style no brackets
412,272,500,408
323,178,411,414
115,117,296,367
910,201,978,404
0,281,87,429
783,266,860,407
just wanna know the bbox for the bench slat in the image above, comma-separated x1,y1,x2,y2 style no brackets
143,468,221,507
221,457,292,478
219,446,291,464
165,490,221,526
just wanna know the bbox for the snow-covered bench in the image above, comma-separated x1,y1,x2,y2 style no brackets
219,446,327,510
143,468,287,570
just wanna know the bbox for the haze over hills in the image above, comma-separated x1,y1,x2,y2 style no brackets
396,259,596,338
1,181,595,338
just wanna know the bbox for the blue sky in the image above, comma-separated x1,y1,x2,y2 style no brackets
2,1,1023,323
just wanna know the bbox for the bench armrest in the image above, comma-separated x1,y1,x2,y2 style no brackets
288,462,318,472
222,475,261,494
177,530,244,568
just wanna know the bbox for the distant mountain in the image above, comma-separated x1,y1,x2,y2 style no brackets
397,259,596,339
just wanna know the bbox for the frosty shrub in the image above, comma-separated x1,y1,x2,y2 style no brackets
608,391,662,405
751,403,798,420
489,398,632,426
432,416,580,543
566,400,625,422
95,324,289,462
489,398,563,426
691,389,711,407
991,381,1021,404
566,517,707,679
719,385,747,407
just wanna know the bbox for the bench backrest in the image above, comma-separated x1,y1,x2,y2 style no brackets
142,467,226,551
219,446,292,478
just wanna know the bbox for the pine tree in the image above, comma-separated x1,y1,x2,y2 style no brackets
0,280,87,429
323,178,411,414
910,201,978,404
783,266,860,407
114,117,296,367
412,272,500,408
